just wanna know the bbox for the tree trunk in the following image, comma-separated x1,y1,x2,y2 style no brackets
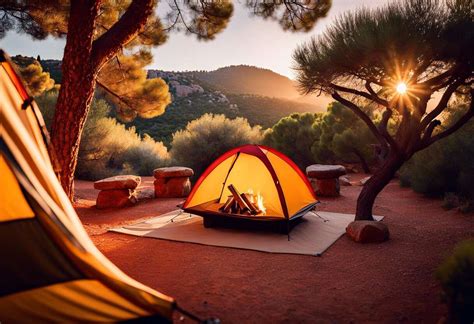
50,0,100,200
353,148,371,174
355,152,405,220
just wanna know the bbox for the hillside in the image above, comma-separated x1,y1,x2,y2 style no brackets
188,65,300,98
13,56,326,145
130,70,323,146
186,65,331,106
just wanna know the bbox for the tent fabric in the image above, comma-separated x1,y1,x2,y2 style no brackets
183,144,317,220
0,50,175,322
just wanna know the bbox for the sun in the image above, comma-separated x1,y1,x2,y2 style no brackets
396,82,407,94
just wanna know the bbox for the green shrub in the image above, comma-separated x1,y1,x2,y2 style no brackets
263,102,378,171
436,239,474,323
400,117,474,212
263,112,321,169
170,113,262,176
76,118,169,180
36,91,169,180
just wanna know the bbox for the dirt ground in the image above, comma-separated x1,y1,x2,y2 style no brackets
74,174,473,323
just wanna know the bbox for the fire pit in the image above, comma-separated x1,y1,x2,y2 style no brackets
181,145,319,234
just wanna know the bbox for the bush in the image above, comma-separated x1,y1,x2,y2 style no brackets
36,91,169,180
400,113,474,212
263,112,320,169
76,118,169,180
436,239,474,323
263,102,377,171
170,114,262,176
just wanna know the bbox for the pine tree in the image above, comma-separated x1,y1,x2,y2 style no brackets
294,0,473,220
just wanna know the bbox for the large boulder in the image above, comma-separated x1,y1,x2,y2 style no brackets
96,189,138,209
154,177,191,198
306,164,347,179
346,221,390,243
94,175,141,190
310,178,341,197
153,166,194,179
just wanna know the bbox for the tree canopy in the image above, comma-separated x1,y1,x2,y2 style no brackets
11,55,55,96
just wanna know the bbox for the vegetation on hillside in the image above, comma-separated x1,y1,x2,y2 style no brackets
170,114,263,177
400,103,474,212
11,55,55,96
264,102,377,171
37,90,169,180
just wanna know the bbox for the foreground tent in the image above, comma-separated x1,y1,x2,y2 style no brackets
183,144,318,233
0,50,187,322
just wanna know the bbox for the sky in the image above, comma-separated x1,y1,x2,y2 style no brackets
0,0,390,79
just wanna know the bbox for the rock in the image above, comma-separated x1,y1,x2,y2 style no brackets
310,178,340,197
306,164,347,179
136,188,155,200
153,166,194,178
359,176,371,186
339,176,351,186
94,175,141,190
96,189,138,209
346,221,390,243
154,177,191,198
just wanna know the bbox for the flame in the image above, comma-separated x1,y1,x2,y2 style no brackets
247,189,266,215
256,192,266,215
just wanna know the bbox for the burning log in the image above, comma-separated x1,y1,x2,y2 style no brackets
241,193,260,215
227,184,251,214
220,196,234,213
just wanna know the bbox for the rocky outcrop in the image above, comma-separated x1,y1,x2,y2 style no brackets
346,221,390,243
306,164,347,197
94,175,140,208
153,167,194,178
96,189,138,209
94,175,141,191
306,164,347,179
153,167,194,198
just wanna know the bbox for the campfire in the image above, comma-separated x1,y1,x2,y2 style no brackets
219,184,266,216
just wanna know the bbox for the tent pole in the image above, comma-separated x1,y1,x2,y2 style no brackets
218,153,240,201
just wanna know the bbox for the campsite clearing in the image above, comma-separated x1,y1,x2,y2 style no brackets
75,175,474,323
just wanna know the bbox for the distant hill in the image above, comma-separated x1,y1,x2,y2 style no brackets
132,70,324,146
188,65,299,98
186,65,331,107
12,55,328,145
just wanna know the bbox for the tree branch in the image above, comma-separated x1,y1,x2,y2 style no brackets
419,93,474,151
332,92,398,153
365,81,389,106
330,83,388,107
420,79,463,129
91,0,155,69
96,79,133,107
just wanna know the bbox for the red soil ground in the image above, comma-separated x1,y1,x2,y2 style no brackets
74,175,473,323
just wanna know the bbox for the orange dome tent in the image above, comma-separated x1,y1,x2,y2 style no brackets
182,144,318,233
0,49,205,323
